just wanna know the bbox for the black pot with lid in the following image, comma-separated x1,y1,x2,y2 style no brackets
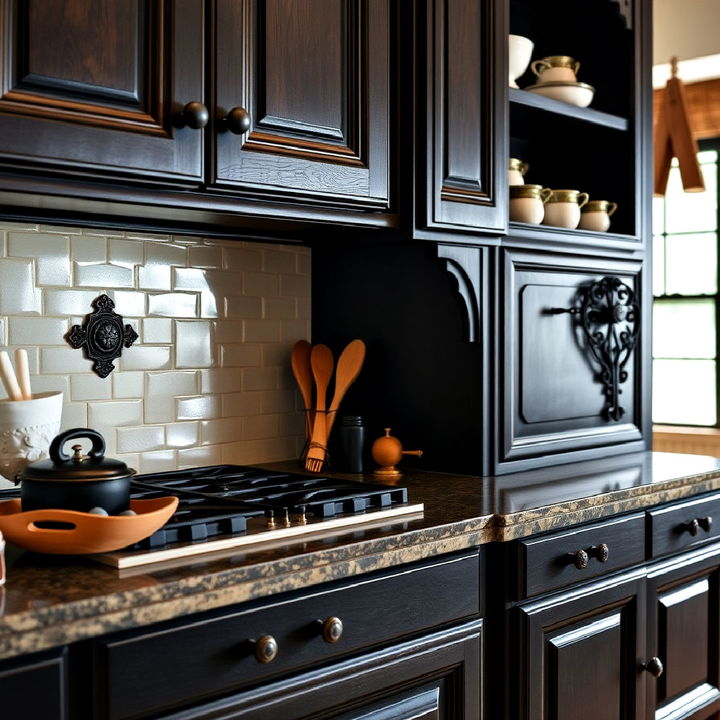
19,428,135,514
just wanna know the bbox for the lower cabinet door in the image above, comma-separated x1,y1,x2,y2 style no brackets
1,647,68,720
517,571,646,720
155,620,482,720
647,544,720,720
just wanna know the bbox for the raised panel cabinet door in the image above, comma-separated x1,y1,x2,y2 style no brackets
496,248,648,473
1,647,68,720
419,0,507,236
0,0,204,183
213,0,391,216
647,546,720,720
517,572,646,720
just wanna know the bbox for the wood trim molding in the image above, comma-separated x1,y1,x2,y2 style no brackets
653,424,720,457
653,78,720,140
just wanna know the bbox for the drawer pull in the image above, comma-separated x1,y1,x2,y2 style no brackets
320,616,344,644
221,107,252,135
700,516,713,532
253,634,278,664
175,101,210,130
567,549,589,569
589,543,610,563
645,657,664,678
683,518,700,536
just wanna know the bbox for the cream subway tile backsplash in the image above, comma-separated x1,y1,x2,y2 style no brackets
176,394,222,420
175,321,213,368
0,259,42,314
70,374,112,402
138,264,172,291
148,292,198,317
8,317,67,345
142,318,173,344
0,221,309,471
75,262,134,288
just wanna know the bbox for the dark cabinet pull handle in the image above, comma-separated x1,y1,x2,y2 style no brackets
683,518,700,536
175,101,210,130
589,543,610,563
319,616,344,644
221,107,252,135
567,549,589,569
253,634,278,664
700,516,713,532
645,657,664,678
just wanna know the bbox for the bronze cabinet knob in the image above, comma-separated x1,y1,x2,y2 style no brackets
320,616,344,644
568,549,589,569
175,101,210,129
699,516,713,532
645,657,664,678
221,107,252,135
253,634,278,664
590,543,610,563
683,518,700,536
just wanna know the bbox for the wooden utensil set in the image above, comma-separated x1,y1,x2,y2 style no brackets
0,349,32,401
291,339,366,472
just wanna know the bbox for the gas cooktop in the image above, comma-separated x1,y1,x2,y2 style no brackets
98,465,423,568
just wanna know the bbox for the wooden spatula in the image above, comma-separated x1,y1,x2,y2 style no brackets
305,344,335,472
327,339,366,437
290,340,314,449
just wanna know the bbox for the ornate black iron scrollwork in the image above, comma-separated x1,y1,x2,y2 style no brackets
65,295,138,378
550,276,639,422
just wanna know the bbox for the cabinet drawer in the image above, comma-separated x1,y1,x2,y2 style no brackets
648,493,720,557
94,552,480,720
0,648,68,720
518,513,645,598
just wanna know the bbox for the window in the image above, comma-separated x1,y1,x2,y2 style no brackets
652,140,720,425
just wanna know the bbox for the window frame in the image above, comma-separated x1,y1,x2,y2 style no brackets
652,137,720,427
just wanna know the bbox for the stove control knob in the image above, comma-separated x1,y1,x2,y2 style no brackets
320,616,344,644
254,634,278,664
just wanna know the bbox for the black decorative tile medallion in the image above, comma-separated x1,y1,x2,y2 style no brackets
65,294,138,378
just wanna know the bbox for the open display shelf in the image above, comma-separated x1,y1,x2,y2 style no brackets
509,0,641,243
508,88,629,131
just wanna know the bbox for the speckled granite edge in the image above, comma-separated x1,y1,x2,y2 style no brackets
0,521,493,660
494,466,720,540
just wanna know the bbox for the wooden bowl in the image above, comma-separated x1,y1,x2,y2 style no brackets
0,496,178,554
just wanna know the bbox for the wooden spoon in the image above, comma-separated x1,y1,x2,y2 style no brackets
327,339,366,436
290,340,314,444
305,344,335,472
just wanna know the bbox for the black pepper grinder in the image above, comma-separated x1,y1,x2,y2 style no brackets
339,415,365,473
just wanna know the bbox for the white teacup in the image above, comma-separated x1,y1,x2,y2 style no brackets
509,35,534,88
510,184,552,224
508,157,529,185
542,189,589,229
579,200,618,232
0,391,63,483
530,55,580,84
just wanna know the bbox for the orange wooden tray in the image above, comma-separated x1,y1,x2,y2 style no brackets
0,496,178,554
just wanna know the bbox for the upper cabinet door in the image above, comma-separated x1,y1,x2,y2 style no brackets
0,0,204,184
212,0,391,218
419,0,507,237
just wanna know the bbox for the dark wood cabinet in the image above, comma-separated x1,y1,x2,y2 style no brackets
154,621,481,720
0,647,69,720
63,551,480,720
496,249,649,473
417,0,507,238
647,545,720,720
516,571,646,720
212,0,391,216
0,0,395,228
0,0,204,185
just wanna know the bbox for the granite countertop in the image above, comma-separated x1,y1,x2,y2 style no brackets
1,450,720,661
